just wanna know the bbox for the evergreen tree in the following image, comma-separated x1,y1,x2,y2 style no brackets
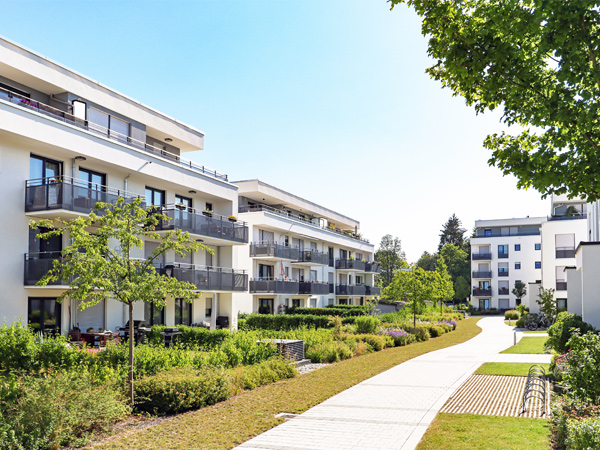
439,214,467,251
375,234,407,288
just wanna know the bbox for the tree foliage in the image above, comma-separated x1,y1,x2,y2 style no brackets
392,0,600,201
416,251,438,271
375,234,407,287
434,255,455,312
439,213,467,251
30,198,206,405
512,281,528,304
536,286,557,319
454,275,470,302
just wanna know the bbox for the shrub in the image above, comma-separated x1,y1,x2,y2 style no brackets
230,358,296,391
352,334,387,351
516,303,528,316
566,417,600,449
505,310,519,320
134,367,231,415
556,331,600,405
354,316,381,334
403,326,430,342
306,341,353,363
288,306,368,317
546,312,595,354
146,325,231,349
427,325,446,338
0,371,130,449
516,318,525,328
245,314,331,330
379,329,414,347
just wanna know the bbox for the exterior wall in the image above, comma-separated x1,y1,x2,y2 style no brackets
565,267,582,316
579,245,600,329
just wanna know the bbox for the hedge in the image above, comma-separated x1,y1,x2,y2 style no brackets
287,306,367,317
245,314,333,330
146,325,231,349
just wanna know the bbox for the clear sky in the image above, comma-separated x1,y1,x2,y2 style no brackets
3,0,549,261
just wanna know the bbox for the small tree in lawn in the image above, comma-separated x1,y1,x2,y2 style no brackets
31,197,206,405
384,267,434,327
536,287,557,323
454,276,470,304
434,255,454,314
512,281,527,306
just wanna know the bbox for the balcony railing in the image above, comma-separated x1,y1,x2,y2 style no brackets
25,177,143,214
336,285,369,296
249,242,300,260
299,281,330,295
157,263,247,292
238,204,370,243
498,270,509,277
472,271,492,278
556,247,576,258
328,283,334,293
24,252,69,285
498,288,510,295
365,262,381,273
556,281,568,291
0,85,228,182
549,213,587,221
155,205,248,243
366,286,381,296
336,259,366,271
472,253,492,260
249,278,300,294
295,250,329,266
473,288,492,296
498,253,509,259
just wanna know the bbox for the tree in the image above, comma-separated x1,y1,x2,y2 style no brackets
31,198,205,405
512,281,528,306
375,234,407,288
392,1,600,201
454,276,470,303
536,287,557,320
416,251,438,271
439,214,466,251
384,267,437,327
439,244,471,302
434,255,454,313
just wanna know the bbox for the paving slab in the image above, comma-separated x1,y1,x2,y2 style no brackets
235,317,548,450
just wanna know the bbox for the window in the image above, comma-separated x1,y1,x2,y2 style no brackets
30,154,62,181
258,298,274,314
484,229,492,236
535,261,541,269
515,244,521,251
175,298,192,326
515,262,521,269
258,264,274,279
292,299,301,307
498,244,509,257
88,107,130,141
28,298,61,334
310,298,317,308
145,186,165,208
498,299,510,310
205,298,212,317
205,202,213,212
479,299,490,310
78,168,106,190
515,280,521,285
175,194,192,210
535,243,541,250
259,229,274,243
339,298,348,305
145,302,164,326
29,227,61,255
557,299,568,312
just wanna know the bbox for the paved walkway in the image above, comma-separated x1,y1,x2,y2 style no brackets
235,318,552,450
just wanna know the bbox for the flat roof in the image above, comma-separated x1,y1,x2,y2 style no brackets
475,216,546,227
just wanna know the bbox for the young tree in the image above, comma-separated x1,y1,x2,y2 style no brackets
512,281,528,306
375,234,407,288
31,198,205,405
416,251,438,271
536,287,557,321
434,255,454,313
392,1,600,201
439,214,466,251
454,276,470,304
384,267,435,327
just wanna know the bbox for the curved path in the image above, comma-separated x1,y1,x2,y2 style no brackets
235,317,551,450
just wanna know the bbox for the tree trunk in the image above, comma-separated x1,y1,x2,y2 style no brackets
128,301,134,406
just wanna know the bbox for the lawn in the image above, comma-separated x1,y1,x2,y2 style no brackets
523,330,549,334
416,413,550,450
475,362,551,377
89,317,483,450
500,336,548,354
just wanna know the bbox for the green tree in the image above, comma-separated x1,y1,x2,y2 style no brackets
375,234,407,288
434,255,454,313
392,0,600,201
416,251,438,271
536,287,557,320
454,275,470,303
31,198,205,405
385,267,437,327
439,214,467,251
512,281,528,306
439,244,471,302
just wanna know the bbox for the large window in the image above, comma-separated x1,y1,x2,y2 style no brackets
479,299,490,310
28,298,61,333
258,298,273,314
88,107,130,142
145,186,165,208
78,168,106,190
30,154,62,181
175,194,192,210
29,227,61,255
175,298,192,326
557,298,568,312
144,302,164,326
498,245,509,258
258,264,274,279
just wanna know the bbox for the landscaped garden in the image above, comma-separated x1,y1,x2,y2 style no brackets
0,304,467,449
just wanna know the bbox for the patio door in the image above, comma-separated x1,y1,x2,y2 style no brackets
258,298,273,314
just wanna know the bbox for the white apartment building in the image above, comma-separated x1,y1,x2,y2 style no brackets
470,195,587,312
232,180,380,319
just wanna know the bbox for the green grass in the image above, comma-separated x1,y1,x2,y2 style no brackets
523,330,548,334
88,318,483,450
475,362,551,377
416,413,550,449
500,336,548,354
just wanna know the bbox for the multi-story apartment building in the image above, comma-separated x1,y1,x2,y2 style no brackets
0,37,249,333
232,180,380,319
470,195,587,312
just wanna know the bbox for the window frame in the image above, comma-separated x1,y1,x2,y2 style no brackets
28,297,61,334
535,261,542,269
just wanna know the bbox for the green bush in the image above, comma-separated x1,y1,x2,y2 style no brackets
354,316,381,334
349,334,387,351
245,314,331,330
516,318,525,328
306,341,354,363
516,303,528,316
146,325,231,349
557,331,600,405
134,367,231,415
288,306,368,317
504,310,519,320
403,326,430,342
546,312,595,354
231,358,296,391
427,325,446,338
566,417,600,449
0,371,129,449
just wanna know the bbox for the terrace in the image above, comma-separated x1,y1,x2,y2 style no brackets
156,263,248,292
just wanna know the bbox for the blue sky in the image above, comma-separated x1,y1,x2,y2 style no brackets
4,0,549,261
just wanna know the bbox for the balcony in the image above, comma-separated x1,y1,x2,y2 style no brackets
24,252,69,286
549,213,587,221
365,262,382,273
0,85,228,183
157,264,247,292
556,247,576,258
366,286,381,296
249,242,300,260
336,259,366,272
25,177,143,217
336,285,367,296
556,281,568,291
472,253,492,260
473,288,492,297
155,205,248,244
249,278,299,294
299,281,330,295
293,250,329,266
498,253,509,259
472,271,492,278
498,269,509,277
498,288,510,295
329,283,335,294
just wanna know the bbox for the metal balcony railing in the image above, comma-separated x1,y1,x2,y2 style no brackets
549,213,587,221
299,281,330,295
25,177,143,214
365,262,382,273
472,253,492,260
472,271,492,278
249,242,300,260
328,283,335,293
473,288,492,296
556,281,568,291
157,263,247,292
498,288,510,295
366,286,381,296
336,285,370,296
336,259,366,271
249,278,300,294
296,250,329,266
498,253,509,259
155,205,248,244
0,85,228,182
24,252,69,285
498,270,509,277
556,247,576,258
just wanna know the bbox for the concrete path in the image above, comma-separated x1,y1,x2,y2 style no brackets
235,317,551,450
